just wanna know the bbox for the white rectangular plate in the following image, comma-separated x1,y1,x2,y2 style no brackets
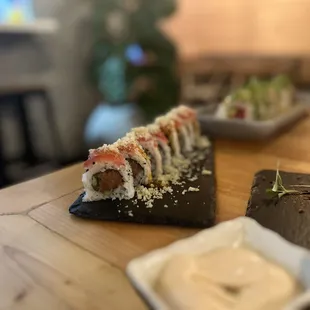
127,217,310,310
197,104,307,140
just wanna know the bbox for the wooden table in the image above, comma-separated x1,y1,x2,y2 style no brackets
2,116,310,309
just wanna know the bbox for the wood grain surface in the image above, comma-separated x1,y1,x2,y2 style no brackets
2,117,310,309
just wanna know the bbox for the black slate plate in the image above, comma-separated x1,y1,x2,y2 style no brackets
69,145,216,228
246,169,310,249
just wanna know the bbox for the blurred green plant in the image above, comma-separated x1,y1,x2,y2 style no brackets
90,0,180,121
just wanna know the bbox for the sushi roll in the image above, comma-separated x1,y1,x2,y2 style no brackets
147,124,172,168
168,109,194,152
172,105,201,146
129,127,163,178
155,115,182,158
115,137,152,186
170,107,195,145
82,145,134,201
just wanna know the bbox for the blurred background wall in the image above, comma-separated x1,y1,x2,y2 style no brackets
161,0,310,85
162,0,310,58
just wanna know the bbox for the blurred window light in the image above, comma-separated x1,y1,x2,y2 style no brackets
0,0,35,24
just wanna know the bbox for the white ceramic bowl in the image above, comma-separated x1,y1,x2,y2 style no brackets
127,217,310,310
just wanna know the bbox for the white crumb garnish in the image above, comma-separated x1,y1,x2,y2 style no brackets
146,199,154,208
174,200,178,203
136,185,172,202
188,175,198,182
164,204,168,208
182,189,187,195
125,205,128,208
187,202,189,204
158,165,182,185
128,210,133,217
166,187,173,194
118,210,121,213
202,169,212,175
197,136,210,149
188,186,200,192
171,156,191,179
173,180,184,186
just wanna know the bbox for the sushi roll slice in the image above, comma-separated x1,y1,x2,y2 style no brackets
172,105,201,146
115,137,152,186
147,124,172,168
82,145,134,201
170,107,195,146
168,109,194,152
129,127,163,178
167,110,193,155
155,115,182,158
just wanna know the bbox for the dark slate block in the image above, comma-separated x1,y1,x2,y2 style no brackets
247,170,310,249
69,145,216,228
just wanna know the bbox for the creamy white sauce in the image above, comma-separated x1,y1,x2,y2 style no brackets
155,247,302,310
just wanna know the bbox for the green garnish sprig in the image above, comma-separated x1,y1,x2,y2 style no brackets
266,168,300,198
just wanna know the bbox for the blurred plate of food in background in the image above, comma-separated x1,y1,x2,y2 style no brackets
196,75,308,140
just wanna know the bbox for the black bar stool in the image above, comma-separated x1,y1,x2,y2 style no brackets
0,87,63,186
